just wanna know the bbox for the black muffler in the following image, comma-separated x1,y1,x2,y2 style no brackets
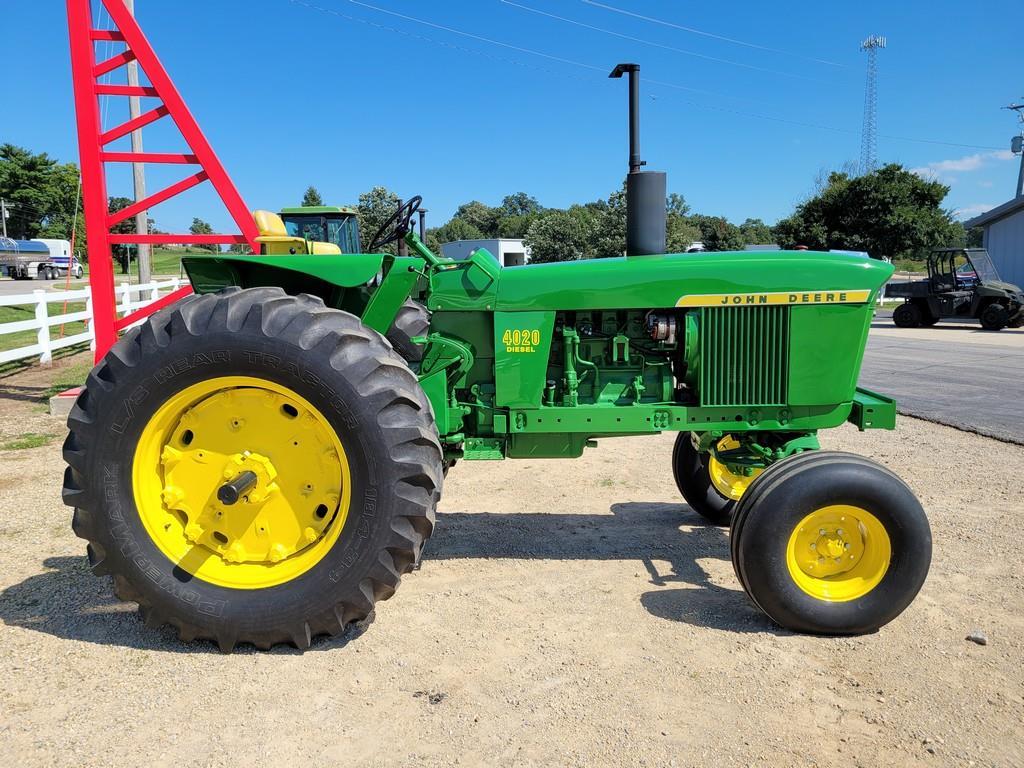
610,63,666,256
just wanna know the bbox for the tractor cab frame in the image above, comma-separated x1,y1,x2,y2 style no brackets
279,206,362,254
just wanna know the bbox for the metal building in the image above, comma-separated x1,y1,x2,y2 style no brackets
965,197,1024,287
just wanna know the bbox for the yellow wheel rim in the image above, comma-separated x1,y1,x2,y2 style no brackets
132,376,351,590
786,505,891,602
707,436,762,501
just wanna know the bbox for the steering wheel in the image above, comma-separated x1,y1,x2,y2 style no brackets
367,196,422,253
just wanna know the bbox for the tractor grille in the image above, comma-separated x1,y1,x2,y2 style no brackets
699,305,790,407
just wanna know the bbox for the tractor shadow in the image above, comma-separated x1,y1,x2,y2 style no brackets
429,501,782,635
0,502,780,652
0,556,368,654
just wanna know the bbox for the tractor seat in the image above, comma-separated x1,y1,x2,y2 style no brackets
253,210,341,255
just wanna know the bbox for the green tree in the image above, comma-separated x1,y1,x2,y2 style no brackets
688,214,744,252
586,186,626,259
433,217,485,245
738,217,774,246
37,162,85,249
523,210,589,263
108,197,138,273
189,217,219,253
301,186,324,207
452,200,500,238
0,144,82,242
666,192,690,217
499,192,542,218
357,186,402,253
666,215,702,253
774,164,961,259
424,227,445,256
496,214,538,238
665,192,699,252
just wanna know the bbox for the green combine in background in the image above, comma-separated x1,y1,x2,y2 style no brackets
65,65,930,652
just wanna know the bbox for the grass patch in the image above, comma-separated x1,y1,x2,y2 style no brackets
0,301,89,354
891,258,926,274
0,433,55,451
39,359,93,400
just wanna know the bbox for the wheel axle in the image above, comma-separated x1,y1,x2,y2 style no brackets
217,470,258,505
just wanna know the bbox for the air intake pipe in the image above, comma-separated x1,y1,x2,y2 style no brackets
610,63,666,256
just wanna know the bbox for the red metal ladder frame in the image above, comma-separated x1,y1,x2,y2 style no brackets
66,0,260,361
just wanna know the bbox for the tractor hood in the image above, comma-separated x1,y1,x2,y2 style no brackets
473,250,894,312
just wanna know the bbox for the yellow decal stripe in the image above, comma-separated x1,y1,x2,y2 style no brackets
676,290,871,308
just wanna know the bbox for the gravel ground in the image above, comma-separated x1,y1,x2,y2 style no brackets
0,361,1022,767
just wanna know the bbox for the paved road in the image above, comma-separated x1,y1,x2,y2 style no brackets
860,319,1024,444
0,275,179,299
0,277,76,298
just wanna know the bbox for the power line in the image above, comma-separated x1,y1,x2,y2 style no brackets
581,0,848,68
291,0,1002,153
290,0,735,100
322,0,609,74
500,1,821,83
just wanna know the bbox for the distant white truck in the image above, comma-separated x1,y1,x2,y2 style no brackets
0,238,84,280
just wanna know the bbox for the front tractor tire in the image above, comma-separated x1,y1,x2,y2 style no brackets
730,451,931,635
671,434,762,526
63,288,443,651
386,299,430,364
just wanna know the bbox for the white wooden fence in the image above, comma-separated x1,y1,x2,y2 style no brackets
0,279,184,366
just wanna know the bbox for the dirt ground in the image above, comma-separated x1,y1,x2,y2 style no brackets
0,358,1021,767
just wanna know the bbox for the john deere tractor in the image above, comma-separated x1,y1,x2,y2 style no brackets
64,65,931,651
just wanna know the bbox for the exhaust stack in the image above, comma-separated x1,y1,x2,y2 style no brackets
610,63,666,256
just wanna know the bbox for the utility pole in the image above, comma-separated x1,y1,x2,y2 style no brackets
1006,100,1024,198
124,0,151,283
859,35,886,175
0,199,9,239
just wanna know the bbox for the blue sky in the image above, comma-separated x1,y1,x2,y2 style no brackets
2,0,1022,236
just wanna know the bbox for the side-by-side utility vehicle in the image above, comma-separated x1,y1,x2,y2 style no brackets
888,248,1023,330
64,45,931,651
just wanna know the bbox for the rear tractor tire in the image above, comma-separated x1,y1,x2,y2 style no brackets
730,451,931,635
671,434,763,526
63,287,443,651
892,302,921,328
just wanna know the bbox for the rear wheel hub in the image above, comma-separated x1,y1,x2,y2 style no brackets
134,377,351,589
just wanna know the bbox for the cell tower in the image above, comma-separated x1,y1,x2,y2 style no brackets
859,35,886,175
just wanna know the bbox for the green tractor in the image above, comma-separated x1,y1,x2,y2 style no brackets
64,65,931,651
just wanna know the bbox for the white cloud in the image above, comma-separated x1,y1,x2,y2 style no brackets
953,203,996,220
911,150,1015,179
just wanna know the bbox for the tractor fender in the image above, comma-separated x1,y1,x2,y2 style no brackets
183,253,387,293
